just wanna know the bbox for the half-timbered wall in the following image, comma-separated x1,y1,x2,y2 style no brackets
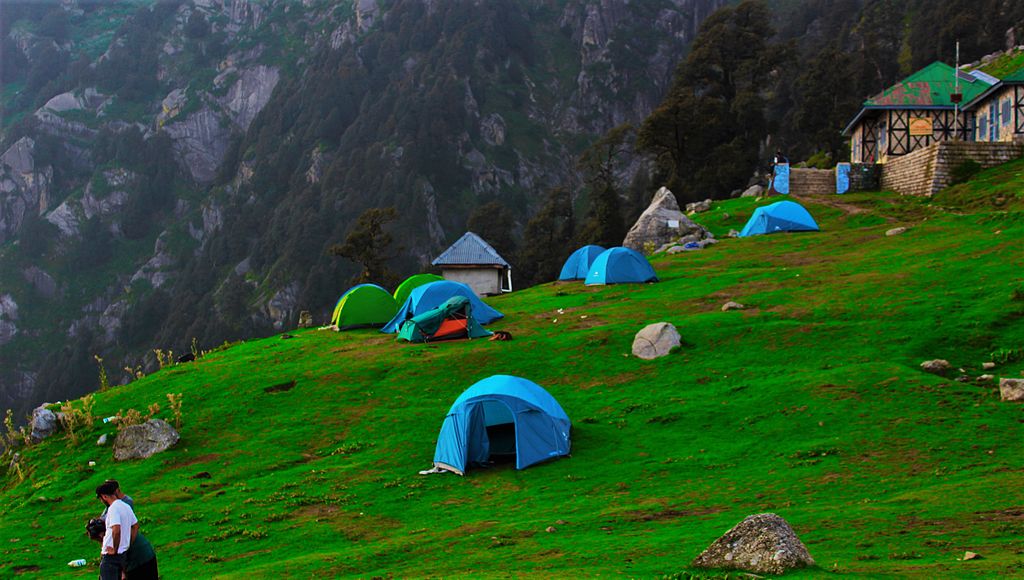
972,86,1021,142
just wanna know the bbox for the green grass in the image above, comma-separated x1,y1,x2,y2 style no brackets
976,48,1024,79
2,171,1024,577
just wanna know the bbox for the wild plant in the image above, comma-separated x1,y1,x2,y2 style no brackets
191,337,199,359
81,394,95,427
124,365,145,382
153,349,175,369
167,393,183,429
95,355,110,391
146,403,161,420
59,402,82,446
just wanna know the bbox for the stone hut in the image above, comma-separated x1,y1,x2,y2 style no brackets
432,232,511,297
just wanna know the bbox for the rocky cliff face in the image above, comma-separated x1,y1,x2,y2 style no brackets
0,0,726,420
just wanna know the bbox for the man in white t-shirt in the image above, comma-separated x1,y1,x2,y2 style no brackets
96,481,138,580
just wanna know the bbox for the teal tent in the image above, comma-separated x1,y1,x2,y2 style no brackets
397,296,492,342
584,247,658,285
558,245,606,281
739,201,819,237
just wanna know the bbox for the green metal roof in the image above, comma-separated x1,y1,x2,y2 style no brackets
1002,68,1024,83
864,62,993,107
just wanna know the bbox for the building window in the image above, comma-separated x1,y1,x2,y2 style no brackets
979,114,988,141
879,121,887,152
1003,98,1012,126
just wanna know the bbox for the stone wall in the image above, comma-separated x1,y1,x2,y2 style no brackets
441,268,505,296
848,163,881,192
881,141,1024,196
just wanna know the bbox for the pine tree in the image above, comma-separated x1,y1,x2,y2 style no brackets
466,201,517,261
328,207,401,287
517,187,574,287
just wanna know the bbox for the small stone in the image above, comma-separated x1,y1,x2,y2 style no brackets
963,551,981,560
96,434,107,446
632,322,681,360
741,184,764,198
727,229,740,238
297,310,313,328
722,301,746,312
955,375,971,383
191,471,212,479
545,526,556,533
977,374,994,382
886,227,907,237
920,359,951,376
982,362,995,370
555,519,568,525
999,378,1024,402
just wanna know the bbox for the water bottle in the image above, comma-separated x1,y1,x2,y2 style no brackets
68,559,87,567
102,416,117,424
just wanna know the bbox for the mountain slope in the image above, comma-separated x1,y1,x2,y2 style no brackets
2,163,1023,577
0,0,727,420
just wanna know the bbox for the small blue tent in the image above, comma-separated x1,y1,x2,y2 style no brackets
739,200,820,237
584,247,658,285
382,280,503,333
558,245,606,281
432,375,571,475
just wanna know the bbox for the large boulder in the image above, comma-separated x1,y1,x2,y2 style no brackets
113,419,180,461
1000,378,1024,402
632,322,681,360
692,513,815,575
623,187,709,254
741,184,764,198
30,404,59,442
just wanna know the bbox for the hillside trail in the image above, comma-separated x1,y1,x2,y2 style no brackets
790,193,898,223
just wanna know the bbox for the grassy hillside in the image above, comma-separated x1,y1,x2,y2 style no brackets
2,161,1024,578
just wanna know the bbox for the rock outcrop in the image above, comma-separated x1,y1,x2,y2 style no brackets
0,294,19,347
631,322,681,360
920,359,951,376
0,137,53,244
623,187,710,253
113,419,180,461
222,65,280,130
692,513,815,575
163,106,232,184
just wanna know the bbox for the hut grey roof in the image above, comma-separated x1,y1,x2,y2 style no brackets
432,232,510,268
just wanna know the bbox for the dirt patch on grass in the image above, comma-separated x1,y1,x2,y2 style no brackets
619,506,726,522
812,383,863,401
162,453,222,469
222,548,272,562
975,507,1024,522
11,565,40,575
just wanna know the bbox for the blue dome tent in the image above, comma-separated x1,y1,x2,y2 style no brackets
558,245,606,281
382,280,503,333
584,247,658,285
739,201,819,237
432,375,571,475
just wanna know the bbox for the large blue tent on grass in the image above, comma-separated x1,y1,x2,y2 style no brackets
432,375,571,475
558,245,606,281
739,200,819,237
584,247,658,285
382,280,503,333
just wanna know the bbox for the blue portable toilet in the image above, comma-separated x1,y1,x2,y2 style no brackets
382,280,503,333
584,247,658,285
432,375,571,475
739,201,819,237
558,245,606,281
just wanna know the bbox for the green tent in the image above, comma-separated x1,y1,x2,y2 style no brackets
393,273,444,306
331,284,398,330
397,296,492,343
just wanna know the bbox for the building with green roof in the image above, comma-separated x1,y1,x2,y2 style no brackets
961,65,1024,143
843,62,996,163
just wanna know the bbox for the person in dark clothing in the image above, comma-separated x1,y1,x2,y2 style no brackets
97,480,159,580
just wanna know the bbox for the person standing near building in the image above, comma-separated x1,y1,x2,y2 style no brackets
96,481,137,580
